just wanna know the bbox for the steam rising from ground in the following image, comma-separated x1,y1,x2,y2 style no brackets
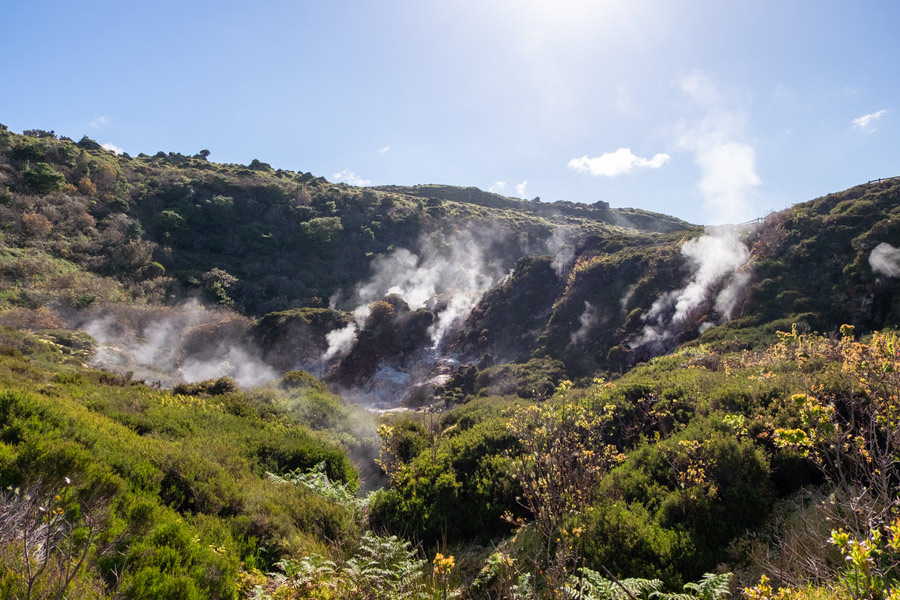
323,306,370,361
321,228,512,408
672,229,750,323
869,243,900,278
638,226,751,348
180,346,275,386
546,228,576,277
570,301,599,347
80,301,277,387
636,74,758,349
324,229,510,360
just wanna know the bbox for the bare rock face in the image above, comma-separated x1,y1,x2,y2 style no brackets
400,357,457,408
329,296,435,388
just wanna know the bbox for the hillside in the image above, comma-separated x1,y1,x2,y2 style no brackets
0,126,691,317
4,125,900,599
0,126,700,404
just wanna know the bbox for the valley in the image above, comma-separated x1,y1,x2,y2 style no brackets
3,126,900,598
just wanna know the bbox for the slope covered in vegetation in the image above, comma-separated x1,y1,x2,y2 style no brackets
4,125,900,599
0,126,689,318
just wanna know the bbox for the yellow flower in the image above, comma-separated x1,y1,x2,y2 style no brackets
433,553,455,575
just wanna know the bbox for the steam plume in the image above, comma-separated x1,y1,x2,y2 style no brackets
570,301,599,346
636,73,757,348
637,227,752,350
81,300,277,387
319,227,512,407
546,228,576,277
870,243,900,278
338,229,509,349
671,228,749,324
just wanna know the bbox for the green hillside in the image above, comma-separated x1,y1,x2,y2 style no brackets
0,127,691,318
3,125,900,599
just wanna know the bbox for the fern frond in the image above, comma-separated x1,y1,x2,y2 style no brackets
682,572,732,600
566,567,664,600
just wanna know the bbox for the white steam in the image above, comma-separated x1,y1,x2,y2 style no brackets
633,73,757,348
671,229,749,323
347,230,508,347
319,228,512,408
322,305,371,362
714,269,751,320
515,181,528,199
570,301,599,347
869,243,900,278
637,227,752,348
181,346,276,387
429,291,479,347
82,300,277,388
84,315,178,373
620,284,636,310
546,228,576,277
319,227,513,388
323,323,359,360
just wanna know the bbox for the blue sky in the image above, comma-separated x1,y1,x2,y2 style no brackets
2,1,898,225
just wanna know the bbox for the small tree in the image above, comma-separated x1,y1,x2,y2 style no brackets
508,381,625,594
0,477,108,600
23,162,65,194
201,268,238,307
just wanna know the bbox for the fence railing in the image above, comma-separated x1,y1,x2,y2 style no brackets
739,177,899,225
739,213,776,226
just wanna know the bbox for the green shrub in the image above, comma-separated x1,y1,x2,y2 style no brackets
23,162,66,193
281,369,326,391
370,418,521,543
173,377,237,396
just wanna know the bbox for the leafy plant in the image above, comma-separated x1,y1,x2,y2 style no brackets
507,380,625,591
566,569,731,600
341,532,426,600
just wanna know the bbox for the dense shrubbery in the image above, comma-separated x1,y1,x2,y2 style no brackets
370,416,523,543
7,318,896,597
0,327,371,597
364,327,900,596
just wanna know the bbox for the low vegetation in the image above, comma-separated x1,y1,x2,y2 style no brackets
4,126,900,598
4,318,900,598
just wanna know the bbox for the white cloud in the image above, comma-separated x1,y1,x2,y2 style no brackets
378,145,391,154
568,148,670,177
676,73,760,225
331,169,371,186
852,109,888,132
101,142,123,155
488,181,507,193
87,115,108,128
679,71,720,106
693,142,759,211
515,181,528,198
